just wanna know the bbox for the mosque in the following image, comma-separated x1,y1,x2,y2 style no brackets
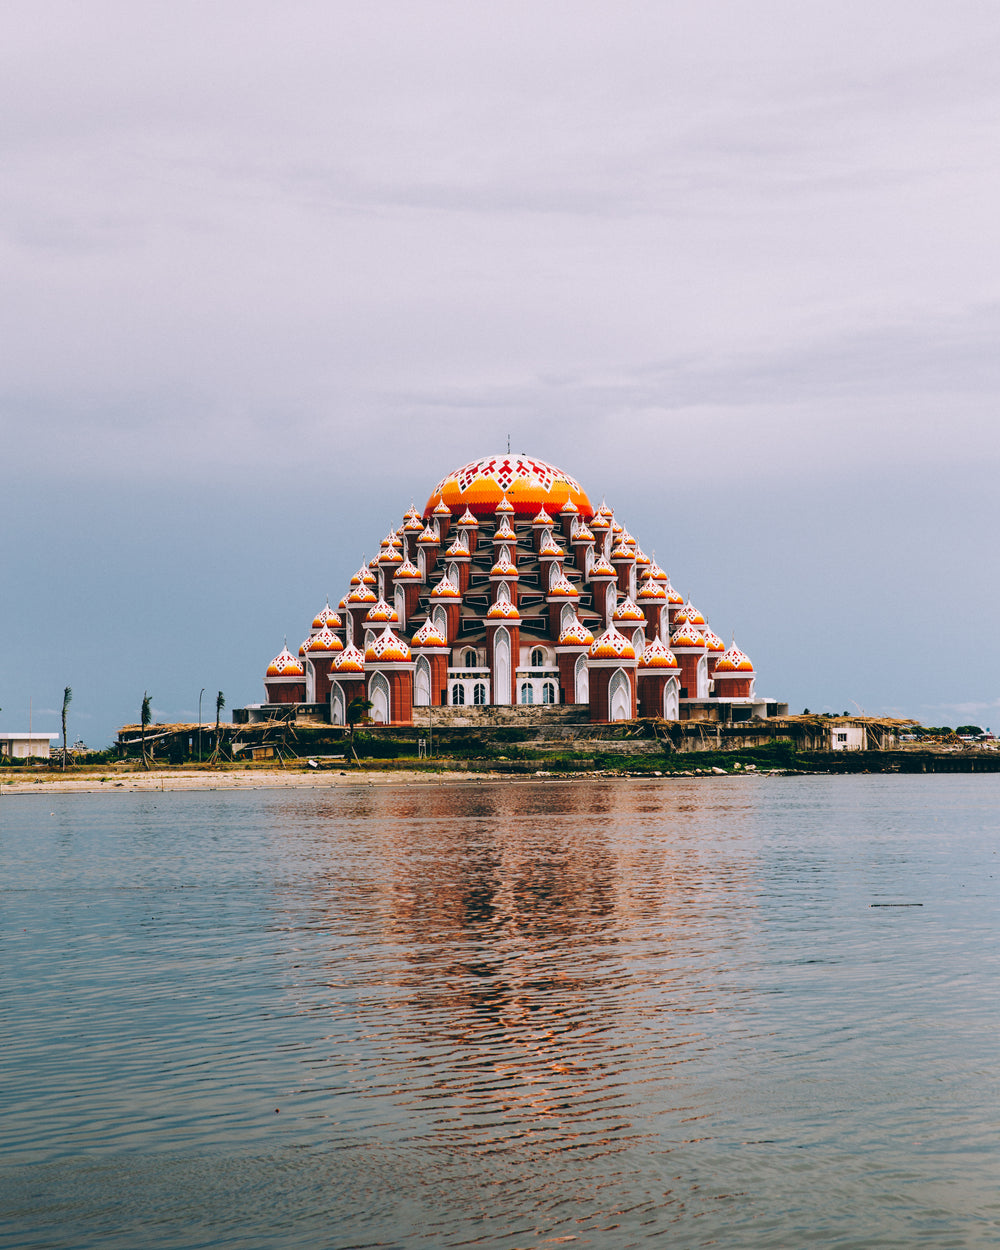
259,454,761,726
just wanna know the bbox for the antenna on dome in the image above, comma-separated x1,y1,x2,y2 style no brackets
507,433,510,454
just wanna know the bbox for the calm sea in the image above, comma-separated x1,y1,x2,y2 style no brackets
1,776,998,1249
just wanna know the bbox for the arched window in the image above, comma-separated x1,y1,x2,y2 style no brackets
575,654,589,704
530,647,545,667
463,649,478,668
697,655,709,699
632,628,645,658
520,683,534,704
629,565,637,600
448,561,460,586
494,626,510,705
452,683,466,705
414,655,431,707
473,682,486,705
394,585,405,630
331,685,345,726
664,678,679,721
433,605,447,635
542,682,556,704
561,603,575,632
497,580,510,602
609,668,630,722
606,583,616,621
369,672,390,724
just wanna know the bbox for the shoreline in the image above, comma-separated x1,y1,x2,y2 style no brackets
0,767,504,795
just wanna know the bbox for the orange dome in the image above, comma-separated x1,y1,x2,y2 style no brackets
266,645,305,677
532,506,553,526
333,645,365,674
637,578,667,602
347,585,378,604
612,597,645,623
394,559,422,580
589,626,636,660
445,536,470,558
590,555,616,577
350,565,377,587
639,637,679,670
492,515,517,542
365,598,398,624
539,535,565,559
675,600,706,627
558,617,595,646
572,523,595,544
411,618,449,647
424,455,592,518
457,506,479,527
417,525,440,545
490,553,518,577
703,629,725,653
430,575,461,599
311,602,342,630
307,626,344,654
547,572,580,598
365,627,411,664
486,595,521,620
715,642,754,673
671,620,706,649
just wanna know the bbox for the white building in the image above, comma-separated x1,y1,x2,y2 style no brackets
0,733,59,759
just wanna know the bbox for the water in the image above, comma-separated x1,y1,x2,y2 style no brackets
1,775,998,1248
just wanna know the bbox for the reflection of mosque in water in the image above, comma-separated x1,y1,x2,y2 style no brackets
272,782,761,1170
260,454,760,725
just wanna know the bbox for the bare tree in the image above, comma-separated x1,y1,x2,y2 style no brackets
61,686,72,770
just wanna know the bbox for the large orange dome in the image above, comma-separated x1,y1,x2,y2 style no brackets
424,454,593,518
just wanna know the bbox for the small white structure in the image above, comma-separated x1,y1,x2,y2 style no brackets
830,723,866,751
0,732,59,759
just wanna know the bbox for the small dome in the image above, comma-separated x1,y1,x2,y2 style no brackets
572,523,595,544
494,494,515,515
350,564,377,587
664,580,684,605
383,530,403,549
311,602,342,630
639,637,679,670
703,629,725,653
365,598,399,624
457,506,479,527
490,552,518,577
611,540,634,559
675,600,706,627
333,645,366,674
539,535,565,558
634,547,650,567
266,645,305,677
337,597,347,610
636,578,667,602
298,636,310,657
547,572,580,598
715,642,754,673
492,515,517,542
590,513,610,531
411,618,449,647
394,559,422,580
307,626,344,654
417,524,440,545
671,619,706,649
532,506,553,527
611,522,623,537
378,546,403,565
486,594,521,620
597,503,614,518
613,597,645,623
433,499,452,516
558,617,594,646
560,496,579,515
445,536,470,558
589,626,636,660
590,555,616,577
430,575,461,599
648,555,668,582
403,513,425,533
365,626,411,664
347,585,378,604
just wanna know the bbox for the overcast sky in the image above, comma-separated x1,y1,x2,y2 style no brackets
3,1,999,746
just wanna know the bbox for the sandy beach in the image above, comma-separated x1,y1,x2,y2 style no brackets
0,766,500,796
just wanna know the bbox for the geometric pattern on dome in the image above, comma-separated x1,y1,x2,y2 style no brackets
612,597,645,622
333,645,366,673
430,575,461,598
492,515,517,542
664,580,684,605
365,626,411,664
636,578,667,601
589,514,610,530
559,497,578,514
311,602,343,630
590,555,616,577
639,636,679,669
671,619,706,649
611,540,634,559
490,552,518,577
417,524,440,544
411,618,450,647
675,600,706,627
307,626,344,653
350,564,377,586
445,536,470,558
403,513,425,532
703,629,725,653
648,556,668,581
532,506,553,526
547,572,580,598
539,535,565,558
486,594,521,620
424,455,592,518
394,559,423,580
298,636,311,657
572,523,595,543
383,531,403,549
457,506,479,527
715,642,754,672
365,598,399,623
266,645,305,677
558,617,595,646
493,494,516,514
634,547,650,565
378,547,403,564
347,585,378,603
589,625,636,660
433,499,452,515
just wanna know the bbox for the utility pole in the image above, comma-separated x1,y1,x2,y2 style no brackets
198,688,205,761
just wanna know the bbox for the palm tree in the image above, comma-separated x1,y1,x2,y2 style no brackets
140,692,152,768
214,691,225,761
61,686,72,770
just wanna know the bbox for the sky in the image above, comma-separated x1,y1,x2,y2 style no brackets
3,1,1000,746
